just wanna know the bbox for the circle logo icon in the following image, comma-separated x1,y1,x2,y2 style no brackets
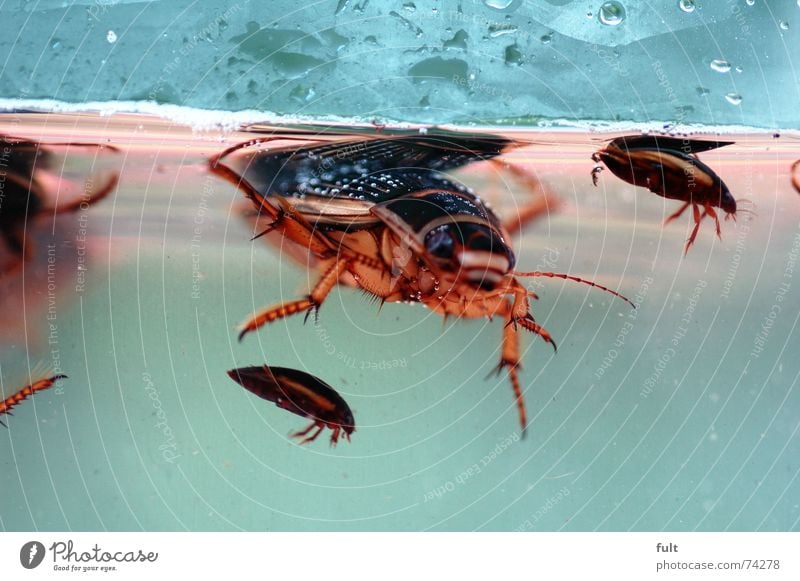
20,541,45,569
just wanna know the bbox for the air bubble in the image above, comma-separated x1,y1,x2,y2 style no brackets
710,59,731,73
779,21,789,30
678,0,695,13
484,0,514,8
599,2,626,26
106,30,117,43
725,93,742,105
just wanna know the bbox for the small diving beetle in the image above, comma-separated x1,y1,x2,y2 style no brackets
211,129,633,436
592,135,739,254
228,365,355,445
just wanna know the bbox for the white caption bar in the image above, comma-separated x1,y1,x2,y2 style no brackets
2,533,798,580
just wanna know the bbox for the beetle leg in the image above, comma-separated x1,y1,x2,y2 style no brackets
329,425,342,446
705,204,722,239
491,300,528,437
237,257,348,341
664,201,691,225
684,203,703,255
489,159,559,235
48,173,119,214
209,136,327,220
257,195,337,258
503,280,557,350
516,315,558,352
291,421,325,444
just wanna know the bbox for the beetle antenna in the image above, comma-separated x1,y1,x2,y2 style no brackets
513,271,635,309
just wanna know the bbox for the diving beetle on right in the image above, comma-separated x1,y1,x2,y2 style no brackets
210,129,633,436
592,135,740,254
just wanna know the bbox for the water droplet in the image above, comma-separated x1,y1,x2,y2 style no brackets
735,65,743,73
746,0,754,5
710,59,731,73
586,11,594,19
443,29,468,50
484,0,514,8
106,30,117,43
599,2,626,26
540,33,553,44
51,40,61,50
679,0,695,13
403,2,416,11
779,20,789,30
725,92,742,105
696,86,710,96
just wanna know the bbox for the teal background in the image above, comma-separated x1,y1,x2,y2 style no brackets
0,130,798,531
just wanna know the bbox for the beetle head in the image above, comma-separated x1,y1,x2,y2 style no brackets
373,190,515,291
424,221,515,290
719,185,737,215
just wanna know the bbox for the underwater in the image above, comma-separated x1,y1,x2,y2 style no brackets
0,0,798,544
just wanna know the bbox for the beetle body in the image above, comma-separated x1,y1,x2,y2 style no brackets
0,135,119,272
0,138,47,263
228,365,355,445
592,135,737,254
212,130,632,436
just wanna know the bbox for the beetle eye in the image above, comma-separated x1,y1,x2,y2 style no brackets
425,228,455,259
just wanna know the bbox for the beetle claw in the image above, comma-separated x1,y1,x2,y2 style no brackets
251,209,286,241
516,316,558,353
489,358,521,380
303,301,321,325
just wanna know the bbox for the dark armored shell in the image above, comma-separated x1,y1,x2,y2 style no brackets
228,365,355,434
214,132,519,230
